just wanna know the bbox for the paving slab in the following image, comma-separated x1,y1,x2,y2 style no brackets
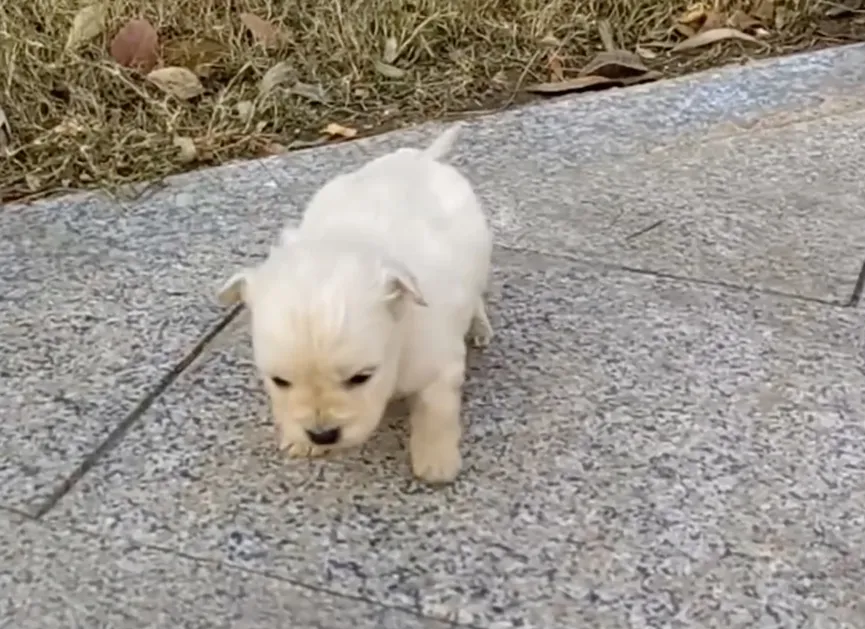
0,510,453,629
4,42,865,515
47,249,865,629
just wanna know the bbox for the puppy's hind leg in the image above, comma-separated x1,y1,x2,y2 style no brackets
466,298,494,349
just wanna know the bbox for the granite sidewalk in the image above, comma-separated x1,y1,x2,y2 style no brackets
2,43,865,629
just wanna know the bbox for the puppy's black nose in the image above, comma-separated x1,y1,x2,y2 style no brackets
306,428,340,446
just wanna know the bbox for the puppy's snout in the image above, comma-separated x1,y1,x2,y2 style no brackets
306,427,341,446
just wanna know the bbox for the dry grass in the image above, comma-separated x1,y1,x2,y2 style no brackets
1,0,862,203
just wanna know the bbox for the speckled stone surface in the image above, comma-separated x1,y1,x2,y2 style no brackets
0,162,307,515
4,43,865,515
48,248,865,629
0,511,452,629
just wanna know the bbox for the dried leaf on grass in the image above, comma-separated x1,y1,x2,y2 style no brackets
596,18,617,51
374,60,407,79
65,3,106,51
110,19,159,72
580,50,649,79
383,36,399,63
260,61,294,96
173,136,197,163
146,66,204,99
323,122,357,138
548,53,565,82
289,81,328,103
163,37,229,78
526,69,662,95
635,45,658,59
752,0,775,23
672,27,762,52
729,10,763,32
525,75,619,94
0,105,11,151
235,100,254,121
240,12,283,48
262,142,288,155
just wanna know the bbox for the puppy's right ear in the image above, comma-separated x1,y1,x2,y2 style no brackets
217,268,253,307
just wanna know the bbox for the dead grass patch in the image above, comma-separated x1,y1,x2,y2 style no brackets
1,0,863,203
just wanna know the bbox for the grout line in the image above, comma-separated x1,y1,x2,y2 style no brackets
31,304,244,520
9,511,482,629
497,244,850,308
845,258,865,307
137,540,483,629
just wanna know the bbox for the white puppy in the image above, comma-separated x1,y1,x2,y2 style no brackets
217,123,493,484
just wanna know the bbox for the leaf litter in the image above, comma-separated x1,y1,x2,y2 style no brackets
1,0,858,203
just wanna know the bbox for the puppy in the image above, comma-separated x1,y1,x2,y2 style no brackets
217,123,493,484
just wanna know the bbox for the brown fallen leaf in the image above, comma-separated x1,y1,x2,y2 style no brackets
235,100,254,121
259,61,294,96
729,9,763,32
65,3,106,51
752,0,775,23
383,36,399,64
289,81,328,104
162,37,229,78
596,18,617,51
579,50,648,80
323,123,357,138
699,10,726,32
524,75,620,94
240,12,283,48
173,136,197,163
619,70,663,86
774,6,787,29
262,142,288,156
678,4,708,26
548,53,565,82
0,105,10,151
146,66,205,100
110,18,159,72
824,4,855,18
672,27,762,52
374,60,407,79
635,45,658,60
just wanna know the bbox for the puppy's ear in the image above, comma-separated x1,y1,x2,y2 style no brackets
382,260,427,308
217,268,253,307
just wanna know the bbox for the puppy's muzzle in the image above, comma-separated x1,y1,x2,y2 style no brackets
306,427,341,446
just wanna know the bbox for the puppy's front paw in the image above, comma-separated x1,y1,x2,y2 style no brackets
468,330,493,349
410,438,462,485
278,433,330,458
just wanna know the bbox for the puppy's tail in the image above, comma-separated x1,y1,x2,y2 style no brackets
423,122,464,161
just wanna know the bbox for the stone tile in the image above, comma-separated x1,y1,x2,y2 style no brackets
467,108,865,304
0,161,302,514
0,511,450,629
49,250,865,629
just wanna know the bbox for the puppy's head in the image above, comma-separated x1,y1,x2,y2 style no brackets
218,236,425,450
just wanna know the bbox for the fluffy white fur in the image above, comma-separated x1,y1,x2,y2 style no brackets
218,123,493,484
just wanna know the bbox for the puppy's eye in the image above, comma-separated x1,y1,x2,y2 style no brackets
271,376,291,388
345,372,372,387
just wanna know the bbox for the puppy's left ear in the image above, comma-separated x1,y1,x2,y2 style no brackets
382,260,427,308
217,268,253,307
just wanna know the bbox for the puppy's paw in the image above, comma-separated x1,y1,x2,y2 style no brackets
467,305,494,349
467,330,493,349
410,439,462,485
278,434,330,458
